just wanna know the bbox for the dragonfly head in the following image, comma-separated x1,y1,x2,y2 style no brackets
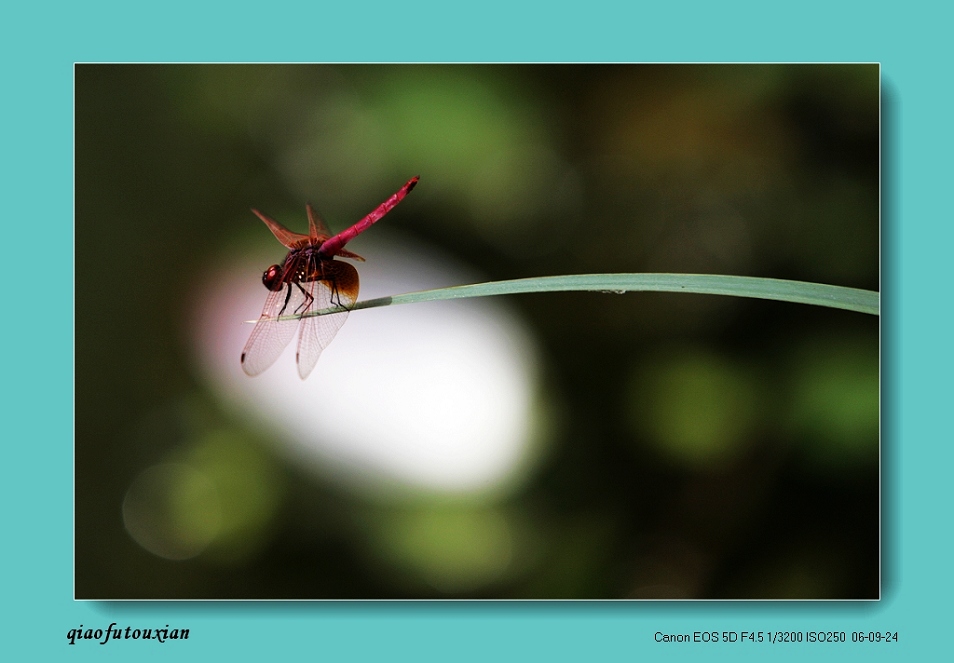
262,264,284,291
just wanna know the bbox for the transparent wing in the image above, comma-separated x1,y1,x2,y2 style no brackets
241,283,307,376
296,261,360,380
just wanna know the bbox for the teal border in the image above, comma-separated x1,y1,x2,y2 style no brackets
3,1,945,660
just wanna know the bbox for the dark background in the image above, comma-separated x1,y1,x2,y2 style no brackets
76,64,878,599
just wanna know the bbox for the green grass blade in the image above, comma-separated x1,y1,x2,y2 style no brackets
300,274,878,319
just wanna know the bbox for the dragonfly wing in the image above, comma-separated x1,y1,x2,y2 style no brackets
251,209,311,249
241,284,307,376
306,204,333,238
296,260,360,380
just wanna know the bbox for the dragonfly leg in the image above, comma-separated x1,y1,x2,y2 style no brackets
277,283,293,316
329,278,346,309
293,281,314,314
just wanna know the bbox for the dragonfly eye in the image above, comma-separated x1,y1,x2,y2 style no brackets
262,265,283,291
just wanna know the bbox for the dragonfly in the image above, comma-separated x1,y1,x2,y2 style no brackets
241,176,419,379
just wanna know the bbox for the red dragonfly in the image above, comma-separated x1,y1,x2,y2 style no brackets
242,176,419,379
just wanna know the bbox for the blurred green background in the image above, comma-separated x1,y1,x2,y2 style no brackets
75,64,878,599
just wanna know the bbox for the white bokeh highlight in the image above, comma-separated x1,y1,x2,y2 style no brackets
191,235,541,495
